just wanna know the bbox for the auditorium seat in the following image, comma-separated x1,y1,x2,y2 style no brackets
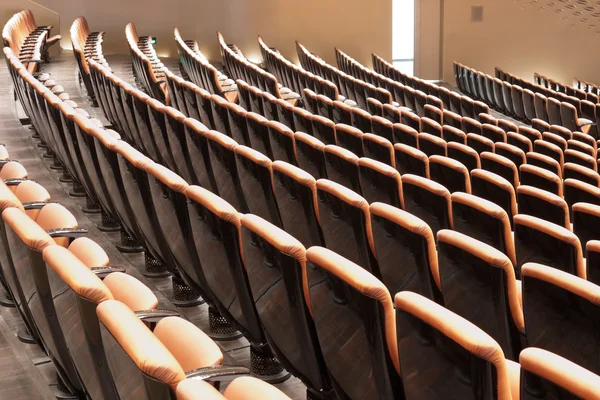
471,169,518,228
481,152,519,189
335,123,364,157
370,202,441,303
534,140,564,171
568,139,596,158
495,142,526,172
451,192,516,266
315,179,378,275
395,291,520,400
564,178,600,212
517,186,570,229
311,115,337,145
418,133,446,157
541,132,567,152
184,186,288,380
565,148,597,171
564,162,600,186
482,123,506,143
401,174,452,237
294,132,328,179
519,347,600,400
517,126,542,145
521,263,600,374
514,214,584,278
323,145,361,194
429,155,471,193
358,158,403,207
436,229,523,360
392,123,419,148
466,133,494,154
442,125,466,144
394,144,429,177
240,215,334,399
447,142,480,171
526,151,562,178
2,207,85,397
177,377,293,400
305,247,403,399
371,116,394,142
362,133,394,166
519,164,562,196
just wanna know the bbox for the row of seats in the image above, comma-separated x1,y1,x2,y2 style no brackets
454,62,596,134
2,10,60,72
218,32,300,104
296,41,394,110
4,43,299,399
70,16,108,105
337,48,490,124
174,27,238,103
125,22,168,102
574,75,600,96
535,72,594,100
258,35,346,104
163,51,600,247
78,35,600,400
0,150,287,400
370,53,490,122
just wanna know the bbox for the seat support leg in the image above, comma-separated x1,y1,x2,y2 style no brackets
171,273,203,307
250,343,291,384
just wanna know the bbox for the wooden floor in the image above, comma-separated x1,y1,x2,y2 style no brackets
0,50,306,399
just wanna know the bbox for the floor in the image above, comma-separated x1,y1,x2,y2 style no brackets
0,50,306,399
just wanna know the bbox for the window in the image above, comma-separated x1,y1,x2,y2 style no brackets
392,0,415,76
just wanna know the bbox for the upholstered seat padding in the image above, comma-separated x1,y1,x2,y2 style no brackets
96,300,185,389
102,272,158,311
43,245,113,304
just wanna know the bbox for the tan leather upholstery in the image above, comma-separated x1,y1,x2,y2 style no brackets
176,379,226,400
519,164,563,197
370,202,439,289
522,262,600,303
14,180,50,203
35,203,78,248
394,291,514,400
43,245,113,304
2,207,55,251
184,185,241,226
429,155,471,193
517,185,570,229
68,237,110,267
153,317,223,372
0,161,27,180
102,272,158,311
96,300,185,390
316,178,375,254
520,347,600,400
401,174,453,228
306,246,399,374
481,152,519,188
515,215,585,278
394,143,430,177
438,230,523,330
224,377,292,400
145,162,189,193
0,180,24,212
526,151,562,178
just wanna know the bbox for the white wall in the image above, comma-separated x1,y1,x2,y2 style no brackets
442,0,600,86
2,0,393,68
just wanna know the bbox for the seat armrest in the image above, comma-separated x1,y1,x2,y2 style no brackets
4,179,29,187
46,228,89,240
134,309,181,323
90,266,127,279
22,201,51,210
184,365,250,383
506,360,520,400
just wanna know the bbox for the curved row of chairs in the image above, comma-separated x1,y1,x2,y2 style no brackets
218,32,300,104
70,16,108,105
0,133,291,400
125,22,168,101
258,35,350,104
574,76,600,96
54,33,600,400
535,72,597,101
455,62,595,134
4,43,306,399
2,10,60,73
338,49,490,123
8,9,600,398
174,27,238,103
